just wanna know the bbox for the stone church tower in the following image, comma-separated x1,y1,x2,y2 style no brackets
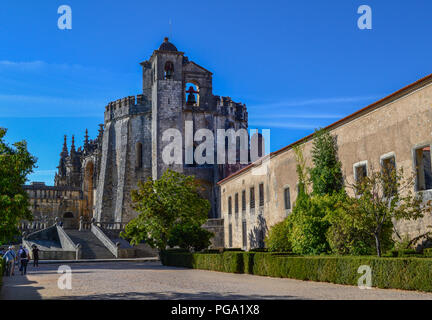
94,37,248,223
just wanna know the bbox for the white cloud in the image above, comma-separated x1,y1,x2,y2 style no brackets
248,95,380,109
248,122,318,129
253,113,343,120
31,170,57,175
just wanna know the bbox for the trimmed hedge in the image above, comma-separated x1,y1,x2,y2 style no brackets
0,258,4,285
160,251,432,292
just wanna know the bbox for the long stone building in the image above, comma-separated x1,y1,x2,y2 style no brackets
24,38,248,246
219,73,432,250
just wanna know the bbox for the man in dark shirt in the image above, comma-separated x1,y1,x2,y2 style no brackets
32,245,39,267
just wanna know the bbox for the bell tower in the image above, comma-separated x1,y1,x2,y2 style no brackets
147,37,185,179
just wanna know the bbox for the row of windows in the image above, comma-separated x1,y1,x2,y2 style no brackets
227,146,432,220
227,183,292,215
335,146,432,194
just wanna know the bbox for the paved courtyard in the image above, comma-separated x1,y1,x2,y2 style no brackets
1,261,432,300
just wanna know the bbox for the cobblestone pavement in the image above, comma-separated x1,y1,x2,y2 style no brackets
1,261,432,300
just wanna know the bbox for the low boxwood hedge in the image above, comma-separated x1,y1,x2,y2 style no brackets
0,259,4,285
160,251,432,292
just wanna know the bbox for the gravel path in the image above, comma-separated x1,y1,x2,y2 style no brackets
1,261,432,300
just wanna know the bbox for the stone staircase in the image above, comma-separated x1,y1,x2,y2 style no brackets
65,229,115,259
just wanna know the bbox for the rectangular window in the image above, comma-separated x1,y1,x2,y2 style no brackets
235,193,239,214
242,220,247,248
250,187,255,209
415,146,432,191
284,187,291,210
228,223,233,248
259,183,264,206
241,190,246,211
355,163,368,183
382,156,397,196
228,196,232,215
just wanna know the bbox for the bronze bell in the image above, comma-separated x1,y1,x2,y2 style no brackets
186,86,197,105
165,69,173,79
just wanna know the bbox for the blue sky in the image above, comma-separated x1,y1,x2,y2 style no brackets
1,0,431,185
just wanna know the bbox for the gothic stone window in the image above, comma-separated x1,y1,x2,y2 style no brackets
381,154,397,196
354,161,368,183
242,220,247,248
234,193,239,214
250,187,255,209
228,196,232,215
241,190,246,211
415,146,432,191
259,183,264,207
228,223,233,248
284,187,291,210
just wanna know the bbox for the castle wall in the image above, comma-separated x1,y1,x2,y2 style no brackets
24,183,83,227
96,96,152,223
220,77,432,250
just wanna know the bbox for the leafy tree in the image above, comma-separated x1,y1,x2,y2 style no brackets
340,167,431,257
121,169,212,251
168,223,213,252
0,128,37,244
309,129,344,196
293,145,308,197
326,193,393,255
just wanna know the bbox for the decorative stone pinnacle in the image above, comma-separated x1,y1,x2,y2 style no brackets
61,135,68,157
84,129,89,146
70,135,76,153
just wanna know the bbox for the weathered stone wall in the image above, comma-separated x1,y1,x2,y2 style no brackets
95,96,152,223
24,182,83,226
202,218,224,248
220,77,432,250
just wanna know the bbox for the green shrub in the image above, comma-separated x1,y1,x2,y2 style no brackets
0,259,4,285
167,223,213,252
223,248,243,252
424,248,432,257
249,248,269,252
201,249,222,254
265,220,291,252
397,249,421,257
161,251,432,292
287,194,336,255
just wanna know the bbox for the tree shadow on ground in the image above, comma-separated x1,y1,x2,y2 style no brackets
1,272,43,300
57,291,302,300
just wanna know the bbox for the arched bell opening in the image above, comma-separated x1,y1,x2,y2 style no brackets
164,61,174,80
185,82,199,106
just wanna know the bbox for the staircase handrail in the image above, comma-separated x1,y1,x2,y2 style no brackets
90,223,119,258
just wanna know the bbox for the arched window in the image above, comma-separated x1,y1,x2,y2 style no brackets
185,82,199,106
136,142,143,169
164,61,174,79
63,212,74,218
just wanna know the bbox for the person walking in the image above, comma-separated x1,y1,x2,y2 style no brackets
2,247,15,277
18,245,29,275
17,245,24,272
9,246,16,276
32,245,39,267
